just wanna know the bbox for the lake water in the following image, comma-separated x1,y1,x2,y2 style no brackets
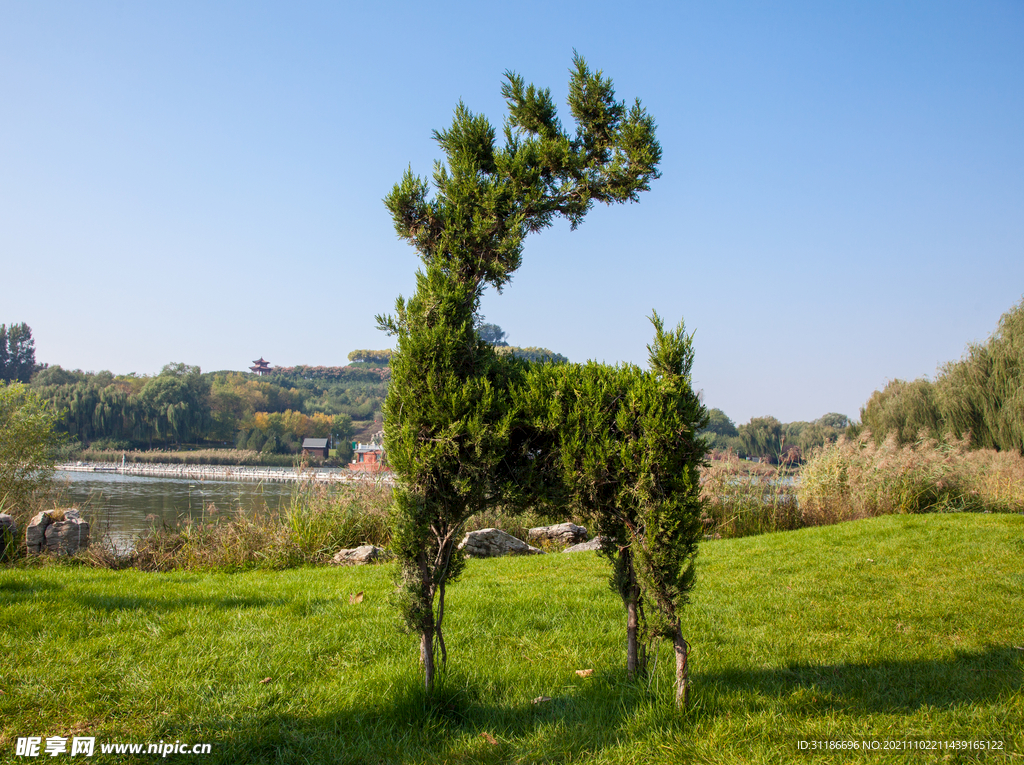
54,470,298,543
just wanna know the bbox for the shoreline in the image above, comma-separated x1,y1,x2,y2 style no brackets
57,462,393,485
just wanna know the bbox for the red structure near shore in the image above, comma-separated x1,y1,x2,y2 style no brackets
350,442,387,473
249,357,272,376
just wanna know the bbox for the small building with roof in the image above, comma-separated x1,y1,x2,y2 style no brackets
302,438,330,460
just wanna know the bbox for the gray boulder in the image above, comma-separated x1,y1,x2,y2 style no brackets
45,512,90,556
25,511,51,554
0,514,17,560
528,522,588,547
562,537,606,553
331,545,391,566
458,528,543,558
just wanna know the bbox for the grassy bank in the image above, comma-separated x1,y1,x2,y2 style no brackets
1,513,1021,763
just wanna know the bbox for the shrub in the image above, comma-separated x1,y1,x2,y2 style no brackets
0,382,63,514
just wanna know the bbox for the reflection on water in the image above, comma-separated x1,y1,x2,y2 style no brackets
55,470,297,542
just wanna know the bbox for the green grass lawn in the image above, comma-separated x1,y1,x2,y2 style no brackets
2,513,1022,763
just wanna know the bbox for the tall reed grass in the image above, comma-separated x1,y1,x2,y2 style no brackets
699,436,1024,538
699,454,801,538
798,432,1024,521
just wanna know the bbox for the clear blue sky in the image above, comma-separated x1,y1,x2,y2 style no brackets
2,1,1022,425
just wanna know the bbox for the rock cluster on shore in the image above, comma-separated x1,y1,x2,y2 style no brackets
25,509,91,556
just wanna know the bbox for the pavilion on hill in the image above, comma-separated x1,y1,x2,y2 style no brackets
249,357,272,376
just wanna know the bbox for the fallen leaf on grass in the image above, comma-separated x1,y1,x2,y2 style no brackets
259,677,273,684
575,669,593,677
480,733,498,745
349,592,364,605
531,696,552,705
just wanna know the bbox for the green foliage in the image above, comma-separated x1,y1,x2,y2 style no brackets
381,56,662,691
738,415,785,462
380,265,520,674
496,345,569,364
860,378,942,446
0,323,36,384
703,408,737,438
345,350,393,365
701,408,740,453
138,365,209,446
0,382,62,512
628,315,708,640
516,314,708,702
935,296,1024,452
31,364,84,388
30,362,379,455
476,322,509,346
384,53,661,295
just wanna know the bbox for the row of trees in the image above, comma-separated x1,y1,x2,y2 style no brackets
235,409,353,461
382,57,703,706
860,297,1024,453
702,409,851,462
21,327,565,455
30,363,371,454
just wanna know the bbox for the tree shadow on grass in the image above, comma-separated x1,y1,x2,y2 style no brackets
145,668,687,765
72,592,290,612
696,645,1022,714
0,578,65,602
148,647,1022,764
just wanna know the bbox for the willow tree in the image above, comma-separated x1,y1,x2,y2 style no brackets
380,55,661,692
936,297,1024,453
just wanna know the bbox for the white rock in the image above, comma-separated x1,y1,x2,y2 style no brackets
331,545,391,565
458,528,543,558
25,511,52,554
